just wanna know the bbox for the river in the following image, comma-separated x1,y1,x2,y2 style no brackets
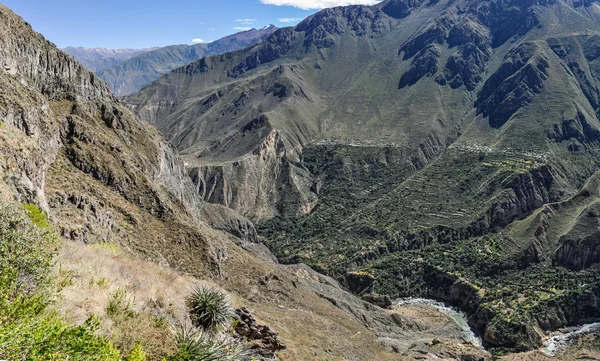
541,322,600,356
395,298,600,356
395,298,484,349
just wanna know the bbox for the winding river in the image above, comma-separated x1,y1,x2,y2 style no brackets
541,322,600,356
395,298,600,356
395,298,484,349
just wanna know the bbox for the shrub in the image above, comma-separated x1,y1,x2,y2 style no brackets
23,203,51,229
0,202,58,294
125,343,147,361
187,286,233,333
0,202,121,360
106,287,136,319
0,270,121,360
169,325,247,361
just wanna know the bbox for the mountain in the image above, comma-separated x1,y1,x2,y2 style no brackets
0,4,504,361
93,26,278,96
127,0,600,352
63,46,158,72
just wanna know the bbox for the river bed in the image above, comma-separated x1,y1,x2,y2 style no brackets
394,298,600,356
541,322,600,356
395,298,484,349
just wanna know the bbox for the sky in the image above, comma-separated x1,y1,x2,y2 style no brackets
2,0,381,49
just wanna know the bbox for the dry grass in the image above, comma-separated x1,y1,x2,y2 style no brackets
55,240,222,359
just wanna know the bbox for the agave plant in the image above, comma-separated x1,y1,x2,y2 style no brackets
187,285,234,332
172,324,247,361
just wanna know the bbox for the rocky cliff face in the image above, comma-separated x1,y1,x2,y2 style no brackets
0,3,233,274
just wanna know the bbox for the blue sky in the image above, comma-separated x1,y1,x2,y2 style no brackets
2,0,380,49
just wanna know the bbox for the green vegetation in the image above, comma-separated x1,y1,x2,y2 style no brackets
187,286,234,333
125,344,147,361
168,325,247,361
23,203,51,229
259,144,600,351
106,287,136,319
0,202,121,360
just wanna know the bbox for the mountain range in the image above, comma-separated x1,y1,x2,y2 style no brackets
1,3,498,360
126,0,600,352
62,46,159,72
65,26,278,96
4,0,600,359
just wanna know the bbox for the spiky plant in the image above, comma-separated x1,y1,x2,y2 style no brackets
186,286,233,332
171,324,247,361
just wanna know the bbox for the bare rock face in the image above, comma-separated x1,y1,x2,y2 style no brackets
188,129,317,222
0,4,234,276
0,5,112,102
487,166,554,228
200,203,259,243
233,307,286,360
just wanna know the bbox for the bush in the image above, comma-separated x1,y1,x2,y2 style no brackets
169,325,247,361
0,270,121,360
0,202,121,360
125,343,147,361
23,203,51,229
106,287,136,319
187,286,233,333
0,202,58,294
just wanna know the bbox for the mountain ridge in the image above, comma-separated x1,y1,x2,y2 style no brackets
63,46,160,72
89,26,279,96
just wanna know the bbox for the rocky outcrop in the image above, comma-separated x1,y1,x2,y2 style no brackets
555,202,600,269
476,42,550,128
188,130,317,222
361,293,393,309
342,271,376,295
0,5,111,102
436,18,492,90
233,307,286,360
200,203,259,243
380,0,432,19
229,28,297,78
487,166,554,228
399,45,440,88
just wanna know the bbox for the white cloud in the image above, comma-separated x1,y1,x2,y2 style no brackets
260,0,381,10
278,17,303,23
236,18,258,24
233,26,252,31
209,28,216,31
191,38,205,44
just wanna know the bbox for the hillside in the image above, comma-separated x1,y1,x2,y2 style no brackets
0,3,510,360
127,0,600,351
93,26,278,96
63,46,158,72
